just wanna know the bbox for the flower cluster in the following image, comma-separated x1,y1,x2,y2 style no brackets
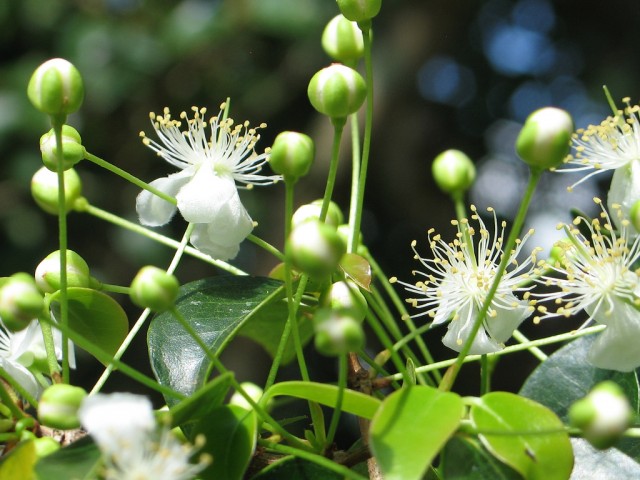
137,104,280,261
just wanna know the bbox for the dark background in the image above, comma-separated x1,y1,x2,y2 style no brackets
1,0,639,404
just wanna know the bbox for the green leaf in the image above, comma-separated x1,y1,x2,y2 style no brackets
369,385,465,480
148,277,311,398
251,456,344,479
570,438,640,479
193,405,258,480
49,287,128,362
470,392,573,480
339,253,372,291
0,440,37,480
262,381,381,420
34,436,102,480
442,436,522,480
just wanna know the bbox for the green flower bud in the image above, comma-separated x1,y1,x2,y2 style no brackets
569,381,633,450
314,308,365,356
40,125,85,172
269,131,315,183
35,250,91,293
322,15,364,64
31,166,83,215
33,437,61,458
230,382,265,411
27,58,84,117
287,219,346,278
336,0,382,22
0,273,44,331
516,107,574,171
130,266,179,312
323,280,367,322
432,149,476,197
308,64,366,124
38,384,87,430
292,199,344,228
630,200,640,232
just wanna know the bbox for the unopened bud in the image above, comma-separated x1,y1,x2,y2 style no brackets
516,107,573,171
292,200,344,228
230,382,265,411
38,384,87,430
31,167,83,215
432,149,476,197
322,15,364,64
287,219,346,278
630,200,640,232
35,250,91,293
569,381,633,450
308,64,366,124
130,266,179,312
323,280,367,322
314,308,365,356
40,125,84,171
336,0,382,23
27,58,84,117
269,131,314,183
0,273,44,331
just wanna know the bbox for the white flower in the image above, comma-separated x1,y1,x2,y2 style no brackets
536,199,640,371
136,104,280,260
79,392,207,480
393,206,539,354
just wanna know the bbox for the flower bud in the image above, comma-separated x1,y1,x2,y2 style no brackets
515,107,574,171
287,219,346,278
630,200,640,232
130,266,179,312
0,273,44,331
269,131,315,183
40,125,85,172
322,15,364,64
308,64,366,123
33,437,61,458
432,149,476,197
230,382,265,411
336,0,382,23
314,308,365,356
27,58,84,117
569,381,633,450
31,167,83,215
38,384,87,430
35,250,91,294
292,199,344,228
323,280,367,322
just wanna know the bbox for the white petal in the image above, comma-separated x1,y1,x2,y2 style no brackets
441,303,502,354
607,160,640,232
191,225,242,261
484,300,530,344
0,359,42,399
588,304,640,371
136,171,190,227
176,168,236,223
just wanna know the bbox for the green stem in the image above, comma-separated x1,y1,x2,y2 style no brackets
325,353,347,448
347,113,361,252
96,283,131,295
512,329,547,361
37,314,62,380
0,377,26,419
0,366,37,410
167,223,195,275
480,355,491,395
364,309,408,380
348,23,374,252
83,151,177,206
320,123,345,221
247,234,285,261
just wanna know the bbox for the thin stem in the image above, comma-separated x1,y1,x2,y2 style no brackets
347,113,361,252
0,378,26,419
326,353,347,447
320,123,345,222
247,234,285,261
96,283,131,295
167,223,195,275
0,366,37,410
439,168,542,392
37,314,62,381
512,329,548,362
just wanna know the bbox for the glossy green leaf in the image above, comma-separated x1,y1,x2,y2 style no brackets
148,277,311,399
34,436,101,480
193,405,258,480
470,392,573,480
442,436,522,480
570,438,640,479
251,456,345,479
369,385,465,480
262,381,381,420
0,440,36,480
50,287,129,363
339,253,372,291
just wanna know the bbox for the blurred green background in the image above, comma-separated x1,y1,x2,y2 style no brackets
1,0,640,402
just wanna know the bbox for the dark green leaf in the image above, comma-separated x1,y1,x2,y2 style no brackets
369,385,465,480
570,438,640,479
442,435,522,480
251,456,344,479
34,436,101,480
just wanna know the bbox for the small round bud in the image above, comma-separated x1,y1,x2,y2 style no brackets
130,266,179,312
230,382,265,411
40,125,85,171
35,250,91,294
0,273,44,331
33,437,61,458
31,167,83,215
27,58,84,117
336,0,382,22
569,381,633,450
38,384,87,430
432,149,476,197
287,219,346,278
292,199,344,228
323,280,367,322
307,64,366,123
314,308,365,356
322,15,364,64
269,131,315,183
630,200,640,232
515,107,574,170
